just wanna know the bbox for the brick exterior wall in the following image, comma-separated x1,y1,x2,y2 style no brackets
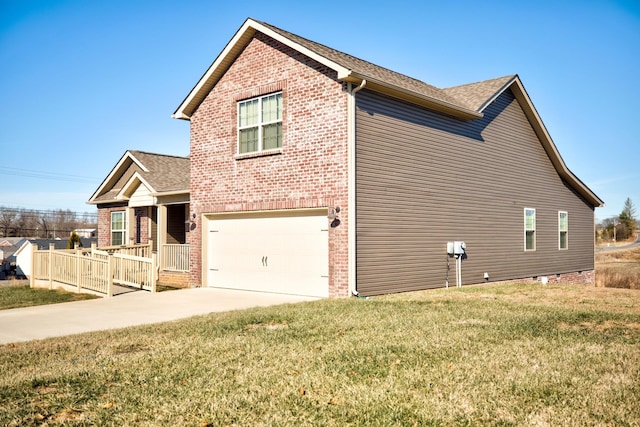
188,32,350,297
97,204,152,247
97,203,128,247
134,207,150,245
471,269,596,287
158,271,190,288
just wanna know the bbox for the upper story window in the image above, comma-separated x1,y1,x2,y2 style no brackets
238,92,282,154
559,211,568,250
111,211,127,246
524,208,536,251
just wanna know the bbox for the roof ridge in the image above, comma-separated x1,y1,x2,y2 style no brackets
444,74,516,90
129,150,189,160
441,74,517,112
256,19,467,109
258,20,443,89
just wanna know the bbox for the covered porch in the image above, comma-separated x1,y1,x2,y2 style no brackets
134,202,190,275
88,150,191,287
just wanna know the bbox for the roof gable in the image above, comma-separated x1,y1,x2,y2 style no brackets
88,150,189,204
172,18,602,208
173,18,482,121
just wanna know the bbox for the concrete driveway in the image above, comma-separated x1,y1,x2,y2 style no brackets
0,288,319,345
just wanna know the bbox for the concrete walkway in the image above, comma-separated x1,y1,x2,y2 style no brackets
0,288,319,345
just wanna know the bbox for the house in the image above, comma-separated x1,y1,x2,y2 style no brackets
88,150,190,285
73,228,97,239
97,18,603,298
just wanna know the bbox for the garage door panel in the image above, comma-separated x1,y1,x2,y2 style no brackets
206,212,328,297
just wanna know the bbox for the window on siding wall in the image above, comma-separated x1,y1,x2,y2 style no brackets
559,211,568,250
524,208,536,251
111,211,127,246
238,92,282,154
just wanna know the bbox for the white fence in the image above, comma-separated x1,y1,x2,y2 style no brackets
32,244,156,297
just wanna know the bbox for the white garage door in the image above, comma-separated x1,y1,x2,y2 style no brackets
206,211,329,297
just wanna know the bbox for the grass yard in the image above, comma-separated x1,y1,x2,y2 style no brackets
596,245,640,290
0,284,97,311
1,283,639,426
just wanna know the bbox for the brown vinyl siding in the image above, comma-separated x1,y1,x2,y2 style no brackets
355,89,595,296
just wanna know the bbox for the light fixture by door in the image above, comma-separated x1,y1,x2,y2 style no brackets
185,213,197,231
328,206,341,227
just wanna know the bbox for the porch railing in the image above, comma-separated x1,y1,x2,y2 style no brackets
98,242,151,258
31,243,156,297
161,244,190,272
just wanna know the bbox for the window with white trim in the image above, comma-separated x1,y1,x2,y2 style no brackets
524,208,536,251
559,211,568,250
238,92,282,154
111,211,127,246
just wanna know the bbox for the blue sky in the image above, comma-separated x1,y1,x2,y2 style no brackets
1,0,638,222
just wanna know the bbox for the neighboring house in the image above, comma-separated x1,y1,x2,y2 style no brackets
73,228,97,239
97,18,603,298
0,245,17,261
1,245,19,277
0,238,24,247
10,241,31,278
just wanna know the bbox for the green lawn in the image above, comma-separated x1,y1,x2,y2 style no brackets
1,283,639,426
0,284,97,311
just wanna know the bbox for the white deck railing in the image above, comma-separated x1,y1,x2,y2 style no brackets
98,243,151,258
31,244,156,297
161,244,190,272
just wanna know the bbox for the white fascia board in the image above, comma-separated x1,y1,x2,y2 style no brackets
116,171,155,201
88,151,134,203
253,20,351,78
172,18,351,120
352,73,483,120
508,77,604,207
88,151,150,203
126,152,150,173
150,190,189,197
476,75,518,114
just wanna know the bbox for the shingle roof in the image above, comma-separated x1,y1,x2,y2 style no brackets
257,20,471,111
128,151,190,193
89,151,189,204
442,75,517,112
174,18,510,120
170,18,603,208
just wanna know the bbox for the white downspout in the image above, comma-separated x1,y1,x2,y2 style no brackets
348,79,366,297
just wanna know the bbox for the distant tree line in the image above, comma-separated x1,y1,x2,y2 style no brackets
598,197,637,242
0,206,97,238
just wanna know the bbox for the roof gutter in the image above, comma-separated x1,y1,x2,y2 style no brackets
341,72,483,120
150,190,190,197
348,79,366,297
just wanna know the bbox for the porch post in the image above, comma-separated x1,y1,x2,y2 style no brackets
126,206,135,245
48,243,54,290
157,204,167,271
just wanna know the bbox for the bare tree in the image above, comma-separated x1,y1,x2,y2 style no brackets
0,209,17,237
0,206,97,238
